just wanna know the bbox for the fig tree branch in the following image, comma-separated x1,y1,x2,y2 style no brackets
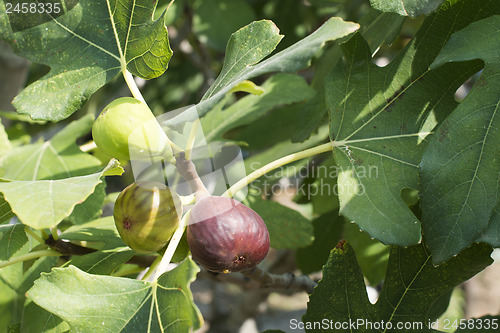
241,266,316,294
44,235,156,267
200,251,318,294
45,235,96,256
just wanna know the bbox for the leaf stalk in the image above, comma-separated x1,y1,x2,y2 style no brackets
0,250,62,269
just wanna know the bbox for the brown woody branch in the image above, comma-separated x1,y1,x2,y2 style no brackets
241,266,316,294
45,236,156,268
199,263,317,294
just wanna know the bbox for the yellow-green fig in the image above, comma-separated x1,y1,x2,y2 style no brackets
114,181,182,253
92,97,171,161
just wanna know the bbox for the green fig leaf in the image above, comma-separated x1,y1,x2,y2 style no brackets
0,244,59,295
250,199,314,249
0,121,11,156
66,181,107,225
21,300,69,333
202,73,315,143
304,242,371,330
67,247,134,275
0,160,122,229
421,15,500,264
27,261,202,332
166,17,359,127
343,221,390,286
304,241,493,332
296,211,344,274
0,114,101,181
59,216,126,249
192,0,257,51
0,0,172,121
370,0,446,17
0,224,28,261
59,217,135,275
327,0,499,247
478,202,500,247
359,8,405,52
0,194,15,225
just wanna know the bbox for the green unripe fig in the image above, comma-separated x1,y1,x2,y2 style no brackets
114,181,182,253
92,97,171,161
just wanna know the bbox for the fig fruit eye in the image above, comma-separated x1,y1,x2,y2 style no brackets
92,97,170,161
187,196,270,273
114,181,182,253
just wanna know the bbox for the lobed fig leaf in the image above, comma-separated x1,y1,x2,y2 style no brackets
114,181,182,253
92,97,171,161
187,196,270,273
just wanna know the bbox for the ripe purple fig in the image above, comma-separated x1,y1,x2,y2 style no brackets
114,181,182,253
187,196,270,273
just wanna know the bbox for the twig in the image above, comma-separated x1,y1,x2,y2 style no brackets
44,235,156,267
241,266,316,294
198,253,317,294
45,235,96,256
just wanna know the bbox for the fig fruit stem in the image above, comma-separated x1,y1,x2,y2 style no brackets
151,212,189,281
223,142,333,198
141,255,162,281
122,68,181,160
241,266,316,294
175,152,210,200
0,250,62,269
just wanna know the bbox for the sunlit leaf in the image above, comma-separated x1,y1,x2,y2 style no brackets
0,0,172,121
27,261,202,332
166,17,359,127
370,0,445,17
421,15,500,263
0,114,101,180
0,160,122,229
327,0,498,246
